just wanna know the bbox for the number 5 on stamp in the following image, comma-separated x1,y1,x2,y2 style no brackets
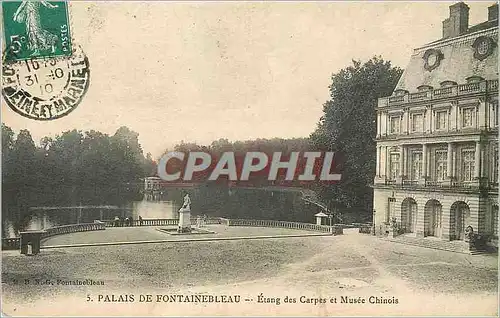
2,1,72,62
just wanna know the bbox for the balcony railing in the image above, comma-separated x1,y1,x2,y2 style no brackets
433,86,455,97
388,95,407,104
381,177,495,190
378,79,498,108
409,91,431,101
402,180,419,186
488,80,499,91
377,127,483,140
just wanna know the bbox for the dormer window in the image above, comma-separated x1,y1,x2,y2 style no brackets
440,81,457,88
465,76,484,84
394,89,408,97
417,85,433,92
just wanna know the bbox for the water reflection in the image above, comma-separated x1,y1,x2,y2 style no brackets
129,200,179,219
3,219,17,239
5,199,180,237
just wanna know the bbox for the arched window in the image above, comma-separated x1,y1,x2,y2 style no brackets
394,89,409,96
440,80,457,88
465,76,484,84
417,85,433,92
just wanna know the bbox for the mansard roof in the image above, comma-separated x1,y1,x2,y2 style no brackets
394,25,498,93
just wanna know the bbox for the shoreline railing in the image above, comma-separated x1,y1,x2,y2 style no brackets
1,222,106,250
41,223,106,239
2,218,372,250
102,217,224,227
102,217,339,234
223,218,338,234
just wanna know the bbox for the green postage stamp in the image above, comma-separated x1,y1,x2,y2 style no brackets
1,0,90,121
2,1,72,61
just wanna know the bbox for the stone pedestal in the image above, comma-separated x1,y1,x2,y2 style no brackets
178,207,192,233
20,230,46,255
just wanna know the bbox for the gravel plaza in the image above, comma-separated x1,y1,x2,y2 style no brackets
2,227,497,316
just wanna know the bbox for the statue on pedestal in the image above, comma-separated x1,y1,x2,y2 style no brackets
178,193,192,233
181,193,191,211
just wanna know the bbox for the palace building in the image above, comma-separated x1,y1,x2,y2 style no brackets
373,2,499,247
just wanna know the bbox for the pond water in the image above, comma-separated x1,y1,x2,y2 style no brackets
2,199,181,238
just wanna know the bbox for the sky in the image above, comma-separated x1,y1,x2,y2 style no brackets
1,1,495,157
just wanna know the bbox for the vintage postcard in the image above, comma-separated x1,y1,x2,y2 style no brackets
1,1,498,316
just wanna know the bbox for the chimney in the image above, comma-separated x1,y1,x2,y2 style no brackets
442,2,470,38
488,3,498,21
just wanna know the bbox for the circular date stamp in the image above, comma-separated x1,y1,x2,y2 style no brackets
2,45,90,120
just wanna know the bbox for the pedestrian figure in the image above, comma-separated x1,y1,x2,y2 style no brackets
139,215,143,226
196,215,202,228
114,216,120,227
129,216,134,227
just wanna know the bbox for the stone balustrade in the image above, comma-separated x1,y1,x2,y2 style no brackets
104,217,223,227
42,223,106,239
224,218,338,234
1,223,106,250
2,217,358,250
104,218,179,227
103,217,338,234
378,79,498,108
2,237,21,250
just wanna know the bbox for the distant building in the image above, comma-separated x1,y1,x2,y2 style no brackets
144,176,162,191
144,176,163,200
373,2,498,247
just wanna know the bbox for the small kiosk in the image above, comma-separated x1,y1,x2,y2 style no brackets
314,212,329,225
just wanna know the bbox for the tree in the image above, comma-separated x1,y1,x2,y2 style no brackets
310,56,402,221
143,152,157,176
2,124,16,220
2,124,15,183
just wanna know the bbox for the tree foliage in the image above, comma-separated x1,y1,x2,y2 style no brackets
310,56,402,220
2,125,156,231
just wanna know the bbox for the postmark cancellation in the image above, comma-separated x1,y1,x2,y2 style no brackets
2,1,90,120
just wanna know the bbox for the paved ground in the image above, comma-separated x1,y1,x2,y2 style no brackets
40,225,324,246
2,228,498,316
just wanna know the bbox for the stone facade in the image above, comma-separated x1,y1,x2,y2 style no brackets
373,3,499,248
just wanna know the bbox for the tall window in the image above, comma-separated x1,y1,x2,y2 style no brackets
389,153,400,180
386,198,396,223
435,111,447,130
435,150,447,181
461,149,475,182
493,206,498,237
462,108,474,128
493,148,498,184
493,103,499,128
411,114,423,132
390,116,400,134
411,151,423,180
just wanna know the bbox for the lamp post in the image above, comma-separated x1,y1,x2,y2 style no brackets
372,209,376,235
